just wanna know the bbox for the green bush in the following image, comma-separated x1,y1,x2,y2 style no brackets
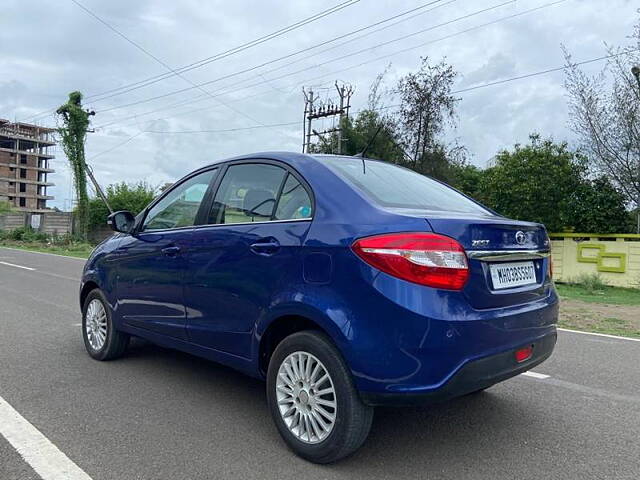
87,181,156,231
0,226,46,242
0,227,77,244
0,200,12,214
572,273,606,294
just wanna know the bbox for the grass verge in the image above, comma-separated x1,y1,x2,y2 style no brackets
556,282,640,338
0,240,93,259
555,283,640,306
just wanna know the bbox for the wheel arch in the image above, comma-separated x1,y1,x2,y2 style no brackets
80,280,100,309
256,307,351,378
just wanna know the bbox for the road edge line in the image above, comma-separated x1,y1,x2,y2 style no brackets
0,261,36,271
558,327,640,343
0,395,93,480
0,246,88,261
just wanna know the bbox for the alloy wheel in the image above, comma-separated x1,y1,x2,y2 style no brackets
275,351,337,444
85,298,108,351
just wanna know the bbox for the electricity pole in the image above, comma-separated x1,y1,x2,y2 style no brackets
302,82,353,154
302,88,315,154
335,82,354,154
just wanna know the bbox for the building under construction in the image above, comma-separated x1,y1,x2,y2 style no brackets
0,119,55,212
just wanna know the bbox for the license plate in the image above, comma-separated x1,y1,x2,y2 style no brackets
489,261,537,290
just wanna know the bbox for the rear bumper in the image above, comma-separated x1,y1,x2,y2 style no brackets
360,331,556,406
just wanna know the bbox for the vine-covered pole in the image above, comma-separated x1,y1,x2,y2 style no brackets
56,91,93,241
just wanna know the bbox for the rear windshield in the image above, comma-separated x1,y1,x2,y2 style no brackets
321,156,492,215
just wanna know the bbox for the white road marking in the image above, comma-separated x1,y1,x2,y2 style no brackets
558,327,640,343
0,246,87,260
521,371,550,379
0,261,35,271
0,395,93,480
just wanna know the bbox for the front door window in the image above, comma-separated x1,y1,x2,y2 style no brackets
143,169,216,231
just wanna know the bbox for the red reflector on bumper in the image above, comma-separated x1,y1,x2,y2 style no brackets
515,346,533,363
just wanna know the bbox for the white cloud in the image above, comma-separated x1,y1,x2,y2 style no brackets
1,0,637,208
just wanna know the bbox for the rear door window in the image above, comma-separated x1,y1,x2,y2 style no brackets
274,174,312,220
209,163,286,224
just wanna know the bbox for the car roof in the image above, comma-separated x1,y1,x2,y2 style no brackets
201,151,382,170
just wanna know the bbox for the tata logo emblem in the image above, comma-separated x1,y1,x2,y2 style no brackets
515,231,527,245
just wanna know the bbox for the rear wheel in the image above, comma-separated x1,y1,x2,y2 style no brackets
82,289,129,361
266,330,373,463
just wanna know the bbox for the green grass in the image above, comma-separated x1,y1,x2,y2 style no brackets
558,316,640,339
0,241,94,259
555,282,640,306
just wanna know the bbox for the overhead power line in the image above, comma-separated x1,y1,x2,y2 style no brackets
96,0,561,130
25,0,361,122
83,0,362,102
86,0,446,104
94,0,456,127
88,131,145,160
452,47,640,94
93,0,457,129
95,0,515,117
86,120,301,164
132,48,640,135
145,121,300,134
85,47,639,164
70,0,272,129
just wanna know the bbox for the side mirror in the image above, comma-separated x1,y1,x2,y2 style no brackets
107,210,136,234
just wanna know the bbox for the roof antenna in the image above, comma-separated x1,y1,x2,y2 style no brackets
355,124,383,174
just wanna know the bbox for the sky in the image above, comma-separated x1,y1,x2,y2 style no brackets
1,0,638,210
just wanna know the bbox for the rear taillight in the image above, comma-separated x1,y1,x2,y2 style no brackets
351,232,469,290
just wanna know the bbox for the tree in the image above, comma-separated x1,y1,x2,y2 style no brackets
312,59,467,183
88,182,156,231
480,135,632,233
396,57,460,178
57,91,92,240
563,16,640,231
567,176,633,233
313,110,405,161
481,136,586,232
449,163,486,201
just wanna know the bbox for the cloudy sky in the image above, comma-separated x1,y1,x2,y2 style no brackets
1,0,638,210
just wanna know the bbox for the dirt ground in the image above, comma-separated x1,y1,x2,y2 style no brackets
559,298,640,337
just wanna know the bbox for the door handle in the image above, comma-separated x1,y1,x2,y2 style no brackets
250,239,280,256
161,246,181,257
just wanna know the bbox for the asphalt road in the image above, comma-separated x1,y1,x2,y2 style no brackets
1,247,639,480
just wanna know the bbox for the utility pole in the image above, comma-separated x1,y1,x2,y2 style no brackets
632,66,640,233
302,88,315,154
302,82,353,154
335,82,354,154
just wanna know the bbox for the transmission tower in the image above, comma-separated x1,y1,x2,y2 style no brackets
302,82,353,154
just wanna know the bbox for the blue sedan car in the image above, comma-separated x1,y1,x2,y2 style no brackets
80,152,558,463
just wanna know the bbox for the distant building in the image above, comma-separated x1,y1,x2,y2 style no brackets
0,119,55,212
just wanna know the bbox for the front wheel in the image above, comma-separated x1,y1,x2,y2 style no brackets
82,289,129,361
266,330,373,464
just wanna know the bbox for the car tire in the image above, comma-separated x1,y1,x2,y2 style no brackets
266,330,373,464
82,289,129,361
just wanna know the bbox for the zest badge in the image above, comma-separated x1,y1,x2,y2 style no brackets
471,239,490,247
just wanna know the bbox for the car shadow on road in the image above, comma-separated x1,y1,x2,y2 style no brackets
117,339,541,473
